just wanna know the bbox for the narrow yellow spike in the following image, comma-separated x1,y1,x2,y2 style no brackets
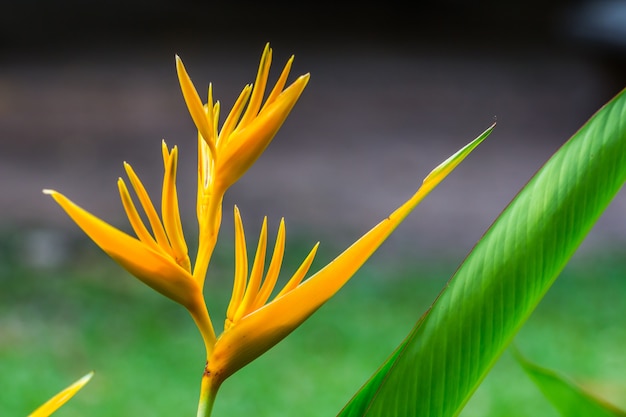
274,242,319,299
252,218,286,310
161,144,191,272
206,83,215,140
123,162,171,251
219,84,252,147
197,132,212,197
238,43,272,129
261,55,294,111
233,217,268,322
175,55,217,158
117,178,163,254
161,139,170,163
226,206,249,326
28,372,94,417
212,101,221,145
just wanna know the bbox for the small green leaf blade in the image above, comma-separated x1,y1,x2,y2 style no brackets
338,88,626,417
513,349,626,417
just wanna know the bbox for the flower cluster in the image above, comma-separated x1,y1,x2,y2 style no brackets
46,44,491,415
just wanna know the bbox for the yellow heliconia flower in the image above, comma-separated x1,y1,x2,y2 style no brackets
44,43,494,417
28,372,93,417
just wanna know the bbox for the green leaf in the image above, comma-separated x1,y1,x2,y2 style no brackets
338,88,626,417
512,348,626,417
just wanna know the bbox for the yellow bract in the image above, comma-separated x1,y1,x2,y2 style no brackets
205,124,494,382
28,372,93,417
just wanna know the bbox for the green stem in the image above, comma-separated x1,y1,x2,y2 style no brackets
196,362,222,417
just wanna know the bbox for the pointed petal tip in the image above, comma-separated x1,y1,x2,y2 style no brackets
78,371,95,384
284,73,310,94
422,122,495,186
175,56,185,73
29,371,94,417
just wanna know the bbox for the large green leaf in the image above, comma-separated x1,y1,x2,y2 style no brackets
338,88,626,417
513,348,626,417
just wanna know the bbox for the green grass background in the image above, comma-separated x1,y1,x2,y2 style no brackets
1,230,625,416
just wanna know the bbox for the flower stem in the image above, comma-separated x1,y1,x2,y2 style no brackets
193,193,223,288
197,362,221,417
188,301,216,357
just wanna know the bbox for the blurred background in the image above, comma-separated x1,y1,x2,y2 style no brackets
1,1,626,416
1,0,626,257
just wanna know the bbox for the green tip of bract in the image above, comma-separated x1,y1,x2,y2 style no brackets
423,122,495,186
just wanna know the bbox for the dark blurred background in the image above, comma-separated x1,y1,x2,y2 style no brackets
0,1,624,53
1,1,625,58
1,0,626,262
